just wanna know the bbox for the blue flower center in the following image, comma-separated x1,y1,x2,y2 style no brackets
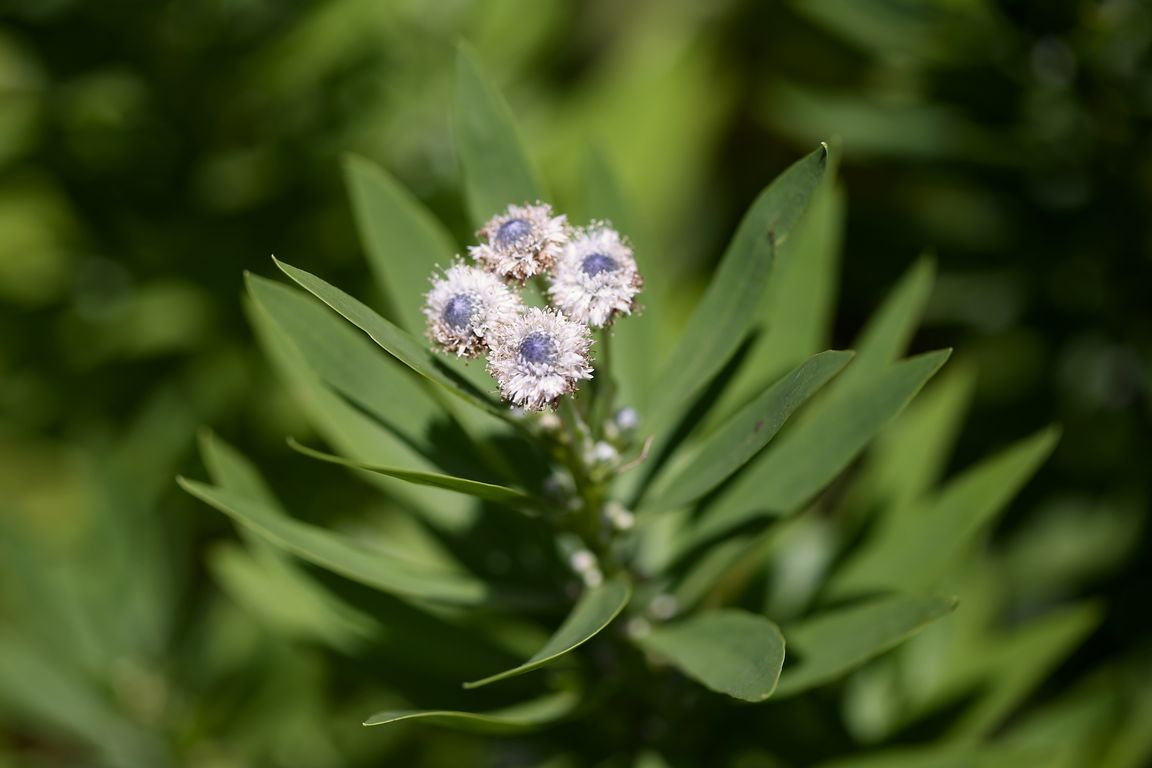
518,331,556,365
495,218,532,248
581,252,617,277
442,293,476,329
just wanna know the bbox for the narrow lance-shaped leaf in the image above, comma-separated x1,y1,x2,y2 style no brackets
363,690,577,732
274,259,508,420
774,594,958,697
706,146,845,425
288,438,540,513
455,43,543,226
695,349,951,542
861,362,976,516
464,577,632,689
178,479,496,606
581,146,663,409
641,349,854,512
641,145,828,444
816,743,1058,768
830,426,1060,595
246,289,476,531
950,602,1099,740
843,256,935,382
636,609,785,702
199,429,280,508
343,154,458,334
341,154,502,410
248,274,442,453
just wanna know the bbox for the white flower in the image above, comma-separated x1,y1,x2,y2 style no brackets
547,223,642,327
487,307,593,410
469,202,568,282
424,262,522,357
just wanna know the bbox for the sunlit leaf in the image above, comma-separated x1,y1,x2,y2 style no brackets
580,146,663,408
454,43,543,226
343,153,458,334
249,275,443,453
179,479,497,606
274,259,506,419
246,285,476,531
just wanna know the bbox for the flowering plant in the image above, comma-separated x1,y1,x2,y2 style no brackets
180,48,1077,766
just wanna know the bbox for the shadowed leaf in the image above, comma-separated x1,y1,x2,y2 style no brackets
465,577,632,688
363,690,577,732
288,438,539,512
775,594,958,697
637,609,785,702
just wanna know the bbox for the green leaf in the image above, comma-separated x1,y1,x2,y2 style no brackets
199,429,279,507
793,0,1009,68
705,152,844,426
179,479,495,606
464,577,632,688
816,744,1058,768
642,349,853,512
246,289,476,532
199,433,380,650
642,145,828,442
248,274,443,455
949,602,1100,740
209,542,377,652
636,609,785,702
580,146,663,408
859,362,976,514
343,154,458,334
831,427,1060,595
273,259,506,419
695,349,951,541
454,44,543,226
363,690,577,732
0,630,163,766
849,257,935,379
774,595,958,697
246,282,478,532
288,438,538,512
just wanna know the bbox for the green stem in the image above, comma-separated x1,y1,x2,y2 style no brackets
593,327,616,440
558,397,607,555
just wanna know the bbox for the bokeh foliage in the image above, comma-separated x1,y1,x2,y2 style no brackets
0,0,1149,766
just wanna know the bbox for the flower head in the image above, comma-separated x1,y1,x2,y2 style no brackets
547,223,642,327
487,307,593,410
424,262,522,357
470,203,568,282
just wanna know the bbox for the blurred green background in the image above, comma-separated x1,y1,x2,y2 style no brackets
0,0,1148,765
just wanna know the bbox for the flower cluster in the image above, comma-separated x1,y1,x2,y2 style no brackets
425,202,642,410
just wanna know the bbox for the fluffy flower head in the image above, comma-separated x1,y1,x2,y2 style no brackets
470,202,568,282
487,307,593,410
424,262,522,357
548,223,642,327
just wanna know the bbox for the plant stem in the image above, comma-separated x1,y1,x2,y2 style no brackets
593,327,616,440
558,396,608,556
